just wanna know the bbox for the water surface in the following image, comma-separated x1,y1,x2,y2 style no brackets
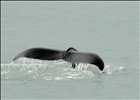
1,1,139,99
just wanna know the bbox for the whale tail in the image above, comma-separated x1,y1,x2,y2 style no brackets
13,47,104,71
13,48,64,61
13,55,19,61
62,50,104,71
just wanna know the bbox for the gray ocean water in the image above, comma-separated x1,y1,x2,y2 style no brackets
1,1,139,99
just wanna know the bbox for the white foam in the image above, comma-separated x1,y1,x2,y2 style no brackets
1,58,94,81
103,64,126,75
1,58,127,82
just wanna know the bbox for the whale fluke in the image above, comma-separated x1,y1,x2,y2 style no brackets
62,51,104,71
13,48,63,61
13,47,104,71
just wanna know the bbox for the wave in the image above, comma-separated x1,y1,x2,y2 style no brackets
1,58,127,82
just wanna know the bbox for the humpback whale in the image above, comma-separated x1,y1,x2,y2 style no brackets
13,47,104,71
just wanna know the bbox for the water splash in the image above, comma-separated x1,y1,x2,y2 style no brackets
103,64,127,75
74,63,126,75
1,58,94,82
1,58,126,82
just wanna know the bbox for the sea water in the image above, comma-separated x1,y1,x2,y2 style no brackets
1,1,139,99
